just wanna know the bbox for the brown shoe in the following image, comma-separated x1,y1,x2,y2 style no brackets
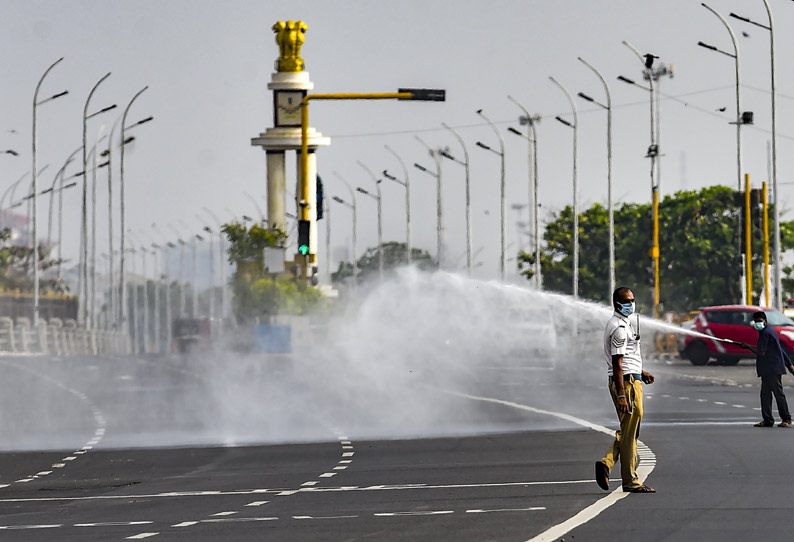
594,461,609,491
754,421,774,427
779,421,792,428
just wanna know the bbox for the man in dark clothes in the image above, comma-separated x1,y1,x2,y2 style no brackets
739,311,794,428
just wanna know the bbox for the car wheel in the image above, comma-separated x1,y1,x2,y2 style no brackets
687,341,710,366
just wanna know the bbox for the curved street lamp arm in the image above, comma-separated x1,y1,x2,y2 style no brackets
548,77,579,127
356,160,381,199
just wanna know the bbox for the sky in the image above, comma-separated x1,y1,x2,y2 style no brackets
2,0,793,284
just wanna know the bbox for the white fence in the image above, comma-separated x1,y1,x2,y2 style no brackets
0,317,130,356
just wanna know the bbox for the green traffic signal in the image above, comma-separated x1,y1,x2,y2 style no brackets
299,244,309,256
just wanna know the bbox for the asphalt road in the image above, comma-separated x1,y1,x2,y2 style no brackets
0,352,792,541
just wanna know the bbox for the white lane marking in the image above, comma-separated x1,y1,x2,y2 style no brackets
732,404,746,408
301,481,318,487
210,511,237,517
15,479,33,483
466,507,545,513
341,441,352,445
375,510,454,517
714,401,727,405
753,407,762,411
661,394,671,398
339,460,352,464
319,472,337,478
75,521,153,527
62,457,77,461
245,501,269,507
697,399,708,402
678,396,689,400
0,489,272,503
434,388,655,542
0,524,61,530
337,436,349,441
342,445,354,450
35,471,52,476
126,534,159,539
292,516,358,519
172,522,197,527
51,464,66,468
333,466,348,470
342,452,354,457
0,485,9,489
201,517,277,523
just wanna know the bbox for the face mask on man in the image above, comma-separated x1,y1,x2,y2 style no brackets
752,321,766,331
617,301,635,317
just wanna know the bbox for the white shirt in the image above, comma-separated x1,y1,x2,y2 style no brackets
603,312,643,376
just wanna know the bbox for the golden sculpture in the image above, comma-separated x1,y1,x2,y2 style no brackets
273,20,308,72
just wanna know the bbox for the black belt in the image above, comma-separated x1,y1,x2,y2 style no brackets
609,373,642,382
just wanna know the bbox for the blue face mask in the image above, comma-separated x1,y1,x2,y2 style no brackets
753,321,766,331
617,301,635,317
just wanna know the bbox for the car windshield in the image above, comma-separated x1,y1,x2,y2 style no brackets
766,311,794,326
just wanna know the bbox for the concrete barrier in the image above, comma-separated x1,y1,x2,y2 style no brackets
0,317,14,352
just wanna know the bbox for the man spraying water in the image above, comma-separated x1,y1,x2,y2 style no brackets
737,311,794,428
595,286,656,493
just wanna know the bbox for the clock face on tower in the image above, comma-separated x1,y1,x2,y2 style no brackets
274,90,305,127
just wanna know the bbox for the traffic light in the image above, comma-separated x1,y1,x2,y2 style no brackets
398,88,446,101
316,175,324,220
298,220,310,256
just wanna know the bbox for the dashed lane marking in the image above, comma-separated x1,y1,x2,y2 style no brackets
245,501,269,507
374,510,454,517
466,507,546,513
172,522,197,528
126,533,159,539
0,524,61,530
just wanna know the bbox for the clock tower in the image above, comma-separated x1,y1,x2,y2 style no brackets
251,20,330,280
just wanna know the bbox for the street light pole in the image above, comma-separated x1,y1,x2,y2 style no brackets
356,161,383,279
202,208,227,320
730,1,780,308
548,77,579,297
32,57,67,325
199,219,215,319
439,123,472,276
169,224,187,318
153,223,173,349
414,136,444,270
332,172,358,284
505,99,542,288
119,85,149,337
475,110,506,281
577,58,614,300
384,144,411,265
82,72,115,327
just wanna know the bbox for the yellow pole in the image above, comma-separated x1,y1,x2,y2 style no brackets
745,173,752,305
299,92,414,280
652,187,660,318
763,181,770,307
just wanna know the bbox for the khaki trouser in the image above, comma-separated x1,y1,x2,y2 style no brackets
601,375,644,490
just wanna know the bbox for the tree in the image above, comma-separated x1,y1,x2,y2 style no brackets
521,186,794,312
331,242,435,283
221,222,322,322
0,227,65,293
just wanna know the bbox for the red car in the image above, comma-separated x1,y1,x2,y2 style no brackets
683,305,794,366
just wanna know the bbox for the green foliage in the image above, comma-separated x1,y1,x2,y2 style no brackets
222,221,322,322
0,228,66,293
526,186,794,312
332,241,435,283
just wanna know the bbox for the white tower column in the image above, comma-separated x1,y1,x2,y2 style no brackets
266,150,286,231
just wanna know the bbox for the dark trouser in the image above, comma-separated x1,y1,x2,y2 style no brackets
760,373,791,424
